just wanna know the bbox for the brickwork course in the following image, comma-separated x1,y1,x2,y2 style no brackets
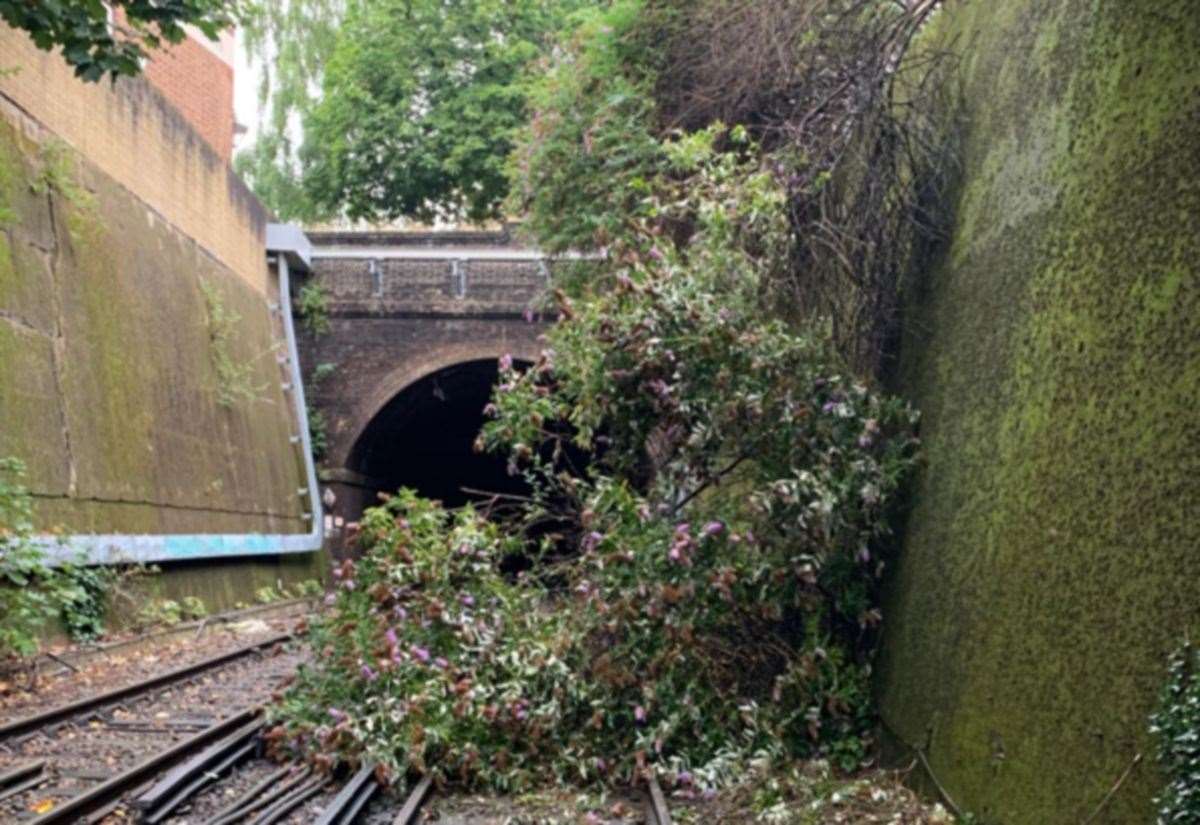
140,27,237,162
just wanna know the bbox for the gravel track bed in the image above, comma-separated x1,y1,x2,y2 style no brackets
0,613,304,725
0,642,306,823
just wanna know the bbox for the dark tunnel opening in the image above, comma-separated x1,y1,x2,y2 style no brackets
347,358,531,512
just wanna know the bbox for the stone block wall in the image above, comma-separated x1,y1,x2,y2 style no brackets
0,27,314,556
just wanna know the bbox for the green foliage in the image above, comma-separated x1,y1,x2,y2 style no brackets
310,362,337,385
307,404,328,461
137,598,184,628
306,361,334,462
514,0,949,371
32,139,103,246
56,564,117,642
199,280,261,408
297,281,331,335
508,0,668,252
1150,642,1200,823
0,0,239,82
0,458,57,658
272,138,919,791
255,585,283,604
298,0,582,223
237,0,351,222
290,579,324,599
180,595,208,620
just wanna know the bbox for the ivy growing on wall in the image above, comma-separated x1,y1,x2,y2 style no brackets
1150,642,1200,823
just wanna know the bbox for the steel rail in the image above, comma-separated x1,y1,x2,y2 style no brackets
338,776,380,824
143,740,257,825
645,774,674,825
0,761,45,788
26,707,261,825
248,775,330,825
135,717,264,821
392,775,433,825
206,766,313,825
0,633,290,740
313,763,376,825
200,763,291,825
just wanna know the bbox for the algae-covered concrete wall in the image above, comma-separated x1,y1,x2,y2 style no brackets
0,30,327,609
876,2,1199,822
0,104,307,537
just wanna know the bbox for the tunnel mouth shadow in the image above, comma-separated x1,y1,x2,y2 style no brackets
341,357,598,578
347,358,531,514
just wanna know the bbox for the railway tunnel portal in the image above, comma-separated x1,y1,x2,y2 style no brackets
296,230,554,545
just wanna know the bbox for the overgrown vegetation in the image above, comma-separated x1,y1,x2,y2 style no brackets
1150,642,1200,823
511,0,950,373
0,458,141,651
136,595,209,629
31,138,100,244
199,280,263,408
272,133,920,793
306,362,336,462
57,564,136,642
0,458,58,659
297,281,331,335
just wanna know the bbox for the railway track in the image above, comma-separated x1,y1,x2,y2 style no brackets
0,634,302,823
0,629,675,824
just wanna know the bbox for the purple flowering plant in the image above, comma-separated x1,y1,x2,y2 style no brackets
271,131,919,792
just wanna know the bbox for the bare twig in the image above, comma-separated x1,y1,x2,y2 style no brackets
43,651,79,674
1081,753,1142,825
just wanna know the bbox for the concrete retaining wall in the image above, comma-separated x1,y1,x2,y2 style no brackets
0,28,324,609
877,2,1199,821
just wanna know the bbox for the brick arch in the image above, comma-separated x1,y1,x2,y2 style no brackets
335,339,543,468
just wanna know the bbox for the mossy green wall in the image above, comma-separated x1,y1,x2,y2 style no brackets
0,105,324,609
876,2,1199,822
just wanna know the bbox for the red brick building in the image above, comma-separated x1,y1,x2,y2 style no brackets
140,25,237,161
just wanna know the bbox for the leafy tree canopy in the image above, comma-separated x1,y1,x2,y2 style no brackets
0,0,240,82
296,0,581,224
236,0,351,223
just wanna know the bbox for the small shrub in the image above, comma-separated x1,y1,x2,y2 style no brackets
199,281,262,408
307,405,328,462
290,579,324,599
297,281,331,335
56,565,114,642
0,458,57,659
180,596,208,621
310,362,337,386
1150,642,1200,823
137,598,183,628
255,585,283,605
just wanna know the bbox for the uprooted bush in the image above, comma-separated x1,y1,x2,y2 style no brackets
270,134,920,792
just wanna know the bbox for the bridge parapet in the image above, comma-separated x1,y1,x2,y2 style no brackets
311,254,551,316
306,229,568,316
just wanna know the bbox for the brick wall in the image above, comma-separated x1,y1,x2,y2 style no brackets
0,23,268,295
141,33,235,161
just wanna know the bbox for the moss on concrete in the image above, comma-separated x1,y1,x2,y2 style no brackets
0,90,318,616
876,2,1200,822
